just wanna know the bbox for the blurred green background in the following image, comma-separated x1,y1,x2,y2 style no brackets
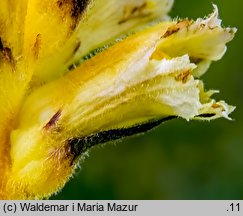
53,0,243,199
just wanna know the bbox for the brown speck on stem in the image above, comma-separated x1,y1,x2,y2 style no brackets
73,41,81,55
44,110,62,130
118,2,150,25
163,20,192,38
57,0,90,29
175,70,191,83
33,34,41,59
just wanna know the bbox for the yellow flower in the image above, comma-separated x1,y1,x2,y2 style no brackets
0,0,236,199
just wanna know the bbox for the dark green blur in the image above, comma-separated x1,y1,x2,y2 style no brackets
53,0,243,200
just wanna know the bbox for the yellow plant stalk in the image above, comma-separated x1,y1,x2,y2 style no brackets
0,0,236,199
